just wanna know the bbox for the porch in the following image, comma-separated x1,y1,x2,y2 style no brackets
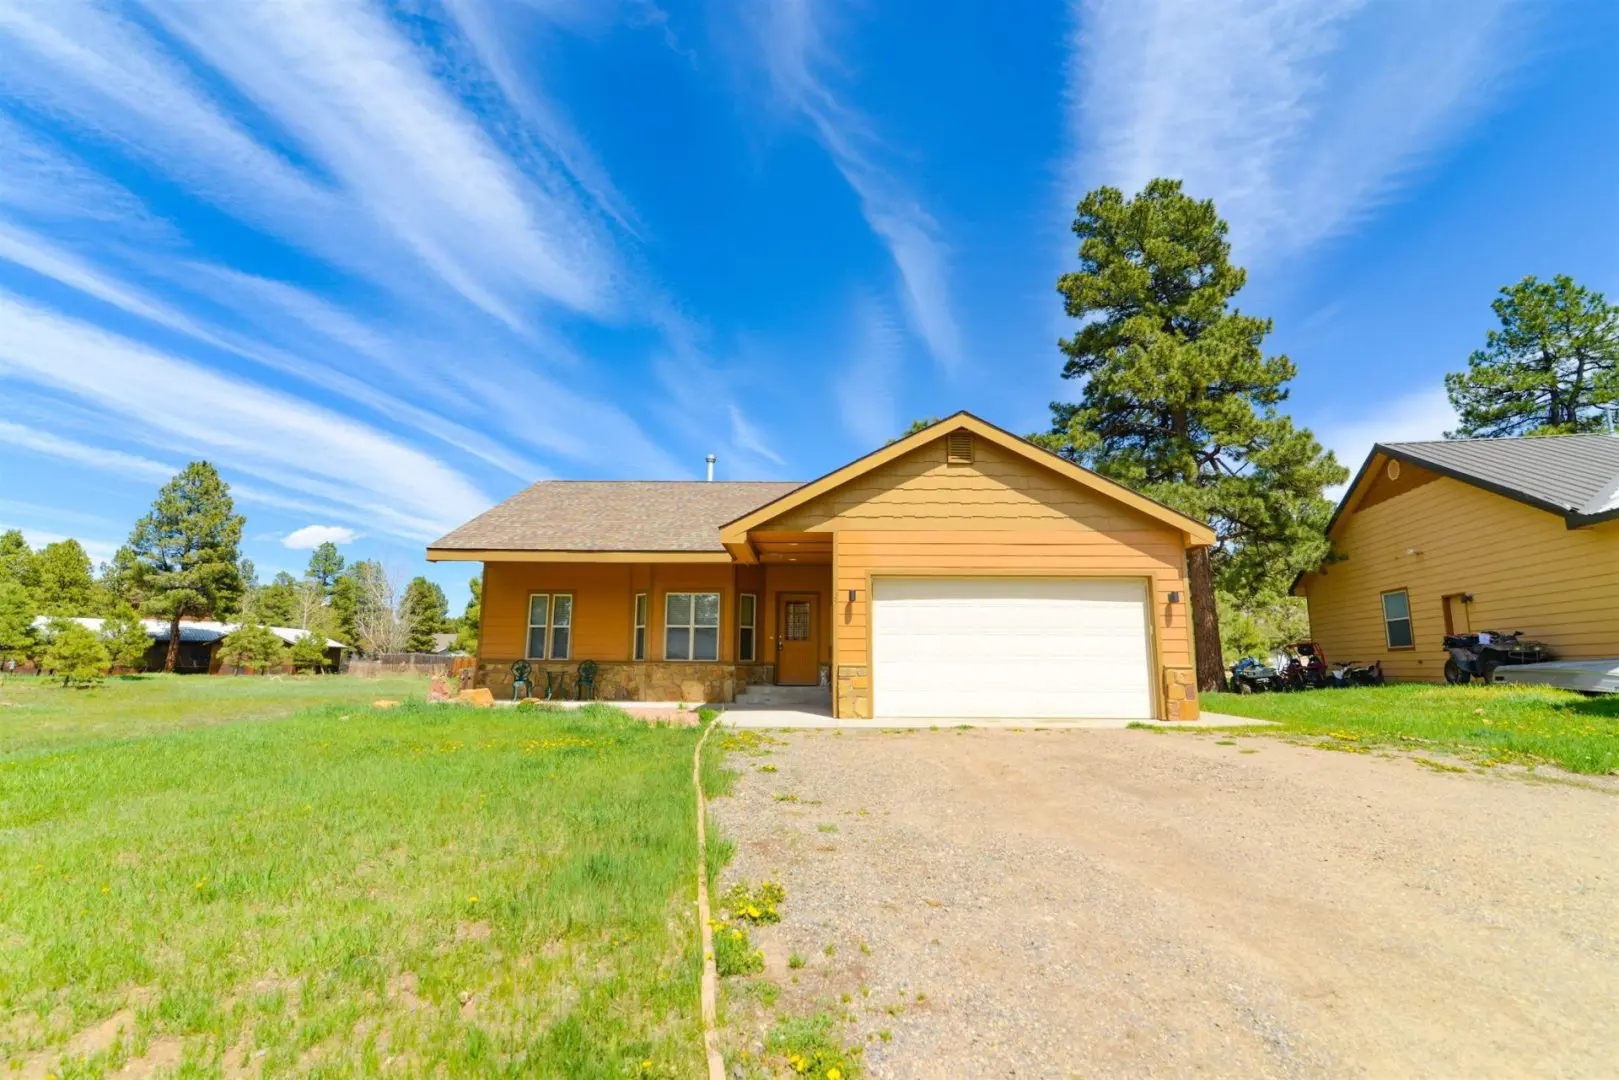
473,542,833,704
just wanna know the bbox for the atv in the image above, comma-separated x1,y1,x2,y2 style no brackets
1442,631,1552,685
1229,656,1285,694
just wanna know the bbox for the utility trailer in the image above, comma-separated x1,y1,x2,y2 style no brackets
1492,659,1619,694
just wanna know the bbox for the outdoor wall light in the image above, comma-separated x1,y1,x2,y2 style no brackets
1168,591,1182,603
1461,593,1475,604
846,589,859,602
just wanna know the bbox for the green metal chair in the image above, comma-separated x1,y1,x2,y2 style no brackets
575,660,598,701
510,659,533,701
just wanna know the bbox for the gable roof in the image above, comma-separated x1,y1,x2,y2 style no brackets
427,481,803,558
1295,432,1619,596
719,411,1216,546
1333,433,1619,534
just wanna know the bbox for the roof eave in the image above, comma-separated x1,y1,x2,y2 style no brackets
426,547,733,563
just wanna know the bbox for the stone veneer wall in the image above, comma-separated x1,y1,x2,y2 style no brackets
1161,667,1199,721
835,664,871,719
478,659,739,703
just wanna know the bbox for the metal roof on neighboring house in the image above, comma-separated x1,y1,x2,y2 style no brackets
427,480,805,553
1375,433,1619,525
30,617,344,649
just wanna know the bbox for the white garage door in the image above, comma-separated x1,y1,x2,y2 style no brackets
871,577,1154,719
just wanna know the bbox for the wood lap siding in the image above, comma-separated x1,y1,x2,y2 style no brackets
1302,474,1619,682
773,439,1198,701
768,439,1165,534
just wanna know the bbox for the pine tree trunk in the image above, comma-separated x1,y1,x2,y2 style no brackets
165,613,181,673
1186,545,1226,692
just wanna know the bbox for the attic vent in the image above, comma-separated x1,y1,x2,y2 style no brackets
946,430,974,464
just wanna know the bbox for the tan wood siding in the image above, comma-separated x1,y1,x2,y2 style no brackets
767,437,1175,534
1301,476,1619,681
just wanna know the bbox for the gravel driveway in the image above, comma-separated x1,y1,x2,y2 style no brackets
712,727,1619,1078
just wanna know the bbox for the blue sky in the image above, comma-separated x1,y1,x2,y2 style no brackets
0,0,1615,608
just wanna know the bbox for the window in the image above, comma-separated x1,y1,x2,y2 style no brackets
633,593,648,661
526,593,573,659
666,592,720,661
738,593,757,662
1381,589,1414,649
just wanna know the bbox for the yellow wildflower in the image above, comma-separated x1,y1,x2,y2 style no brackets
828,1070,842,1080
468,895,479,904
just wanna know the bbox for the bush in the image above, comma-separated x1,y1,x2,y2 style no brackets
100,603,152,672
219,622,287,674
289,631,329,673
43,619,110,687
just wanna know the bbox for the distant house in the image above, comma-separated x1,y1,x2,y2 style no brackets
1293,434,1619,682
429,632,461,655
29,617,347,673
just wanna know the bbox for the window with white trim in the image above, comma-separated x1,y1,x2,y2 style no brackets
665,592,720,661
526,593,573,659
738,593,757,662
633,593,648,661
1380,589,1413,649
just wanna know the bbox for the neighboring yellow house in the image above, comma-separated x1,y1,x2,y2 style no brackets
427,413,1215,721
1294,434,1619,682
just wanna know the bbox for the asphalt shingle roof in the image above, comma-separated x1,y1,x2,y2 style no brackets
1379,433,1619,522
427,481,806,552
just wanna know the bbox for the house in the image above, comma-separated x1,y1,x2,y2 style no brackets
1293,434,1619,682
426,413,1215,721
28,617,347,673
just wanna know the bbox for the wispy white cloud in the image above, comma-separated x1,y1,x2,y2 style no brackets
748,0,963,372
834,293,906,447
6,527,119,566
1067,0,1526,262
0,292,492,541
727,405,785,467
1314,387,1457,501
0,419,176,484
145,0,616,327
283,525,360,550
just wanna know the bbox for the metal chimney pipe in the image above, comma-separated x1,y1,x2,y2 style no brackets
705,454,716,482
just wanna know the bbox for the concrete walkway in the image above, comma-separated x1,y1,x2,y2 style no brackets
719,706,1271,730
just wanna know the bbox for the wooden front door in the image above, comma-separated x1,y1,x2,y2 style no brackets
776,594,819,685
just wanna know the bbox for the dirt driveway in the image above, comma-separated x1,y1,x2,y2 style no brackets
713,727,1619,1078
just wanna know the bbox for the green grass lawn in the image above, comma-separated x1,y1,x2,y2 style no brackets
0,672,429,759
1204,682,1619,775
0,675,721,1077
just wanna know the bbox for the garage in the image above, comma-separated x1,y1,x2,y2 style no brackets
870,576,1155,719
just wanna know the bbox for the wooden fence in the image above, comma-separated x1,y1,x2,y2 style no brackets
345,653,474,678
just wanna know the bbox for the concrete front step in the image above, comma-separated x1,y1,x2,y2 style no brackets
733,684,831,707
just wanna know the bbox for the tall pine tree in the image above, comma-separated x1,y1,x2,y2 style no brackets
34,539,95,616
128,462,245,672
1044,179,1345,690
1444,274,1619,437
401,576,448,652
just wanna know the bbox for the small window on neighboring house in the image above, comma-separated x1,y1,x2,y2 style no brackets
526,593,573,659
738,593,757,662
1381,590,1414,649
666,592,720,661
632,593,648,661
